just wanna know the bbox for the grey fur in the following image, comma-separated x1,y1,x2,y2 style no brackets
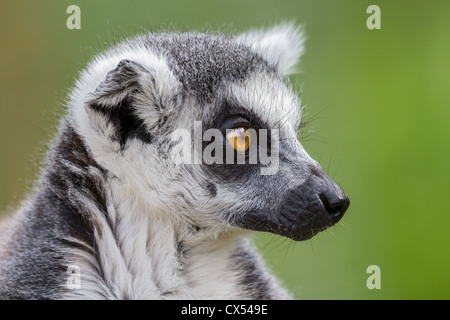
0,25,348,300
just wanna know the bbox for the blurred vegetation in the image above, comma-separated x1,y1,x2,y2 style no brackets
1,0,449,299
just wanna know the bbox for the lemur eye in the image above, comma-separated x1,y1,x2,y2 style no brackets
226,127,251,152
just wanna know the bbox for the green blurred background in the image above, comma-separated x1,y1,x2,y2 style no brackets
1,0,449,299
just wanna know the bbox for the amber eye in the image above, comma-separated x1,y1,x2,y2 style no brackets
226,127,251,152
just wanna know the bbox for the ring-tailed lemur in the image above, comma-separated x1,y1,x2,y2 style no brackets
0,24,349,299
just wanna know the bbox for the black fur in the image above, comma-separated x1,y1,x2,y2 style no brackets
0,126,108,299
90,98,153,149
230,243,276,299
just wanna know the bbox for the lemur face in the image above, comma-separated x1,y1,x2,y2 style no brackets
70,24,349,241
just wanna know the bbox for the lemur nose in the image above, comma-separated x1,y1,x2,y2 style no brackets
319,190,350,219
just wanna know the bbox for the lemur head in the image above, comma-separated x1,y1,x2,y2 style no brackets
68,24,349,241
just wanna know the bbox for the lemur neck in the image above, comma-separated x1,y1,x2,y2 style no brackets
45,125,243,299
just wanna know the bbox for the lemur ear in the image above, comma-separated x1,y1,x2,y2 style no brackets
237,23,305,76
87,59,152,108
84,57,178,147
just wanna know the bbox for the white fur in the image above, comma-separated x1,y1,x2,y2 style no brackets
62,174,282,299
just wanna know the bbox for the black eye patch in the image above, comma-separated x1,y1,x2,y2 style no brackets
220,116,251,132
211,99,266,132
199,100,276,183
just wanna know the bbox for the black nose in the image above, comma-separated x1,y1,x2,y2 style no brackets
319,190,350,219
235,166,350,241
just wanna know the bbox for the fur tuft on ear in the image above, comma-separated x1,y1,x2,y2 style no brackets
86,59,151,108
236,22,305,76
